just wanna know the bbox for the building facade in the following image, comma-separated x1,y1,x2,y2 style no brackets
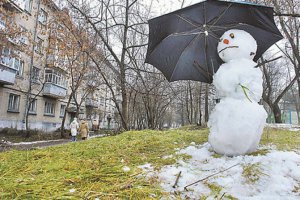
0,0,119,132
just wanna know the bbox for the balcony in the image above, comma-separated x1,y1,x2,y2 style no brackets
85,98,98,108
43,83,67,99
0,64,16,85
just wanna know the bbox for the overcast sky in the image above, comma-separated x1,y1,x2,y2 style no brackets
149,0,201,17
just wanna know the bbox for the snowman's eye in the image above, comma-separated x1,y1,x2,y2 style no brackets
230,33,235,38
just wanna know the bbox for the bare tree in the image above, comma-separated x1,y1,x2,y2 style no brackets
48,9,101,137
64,0,157,131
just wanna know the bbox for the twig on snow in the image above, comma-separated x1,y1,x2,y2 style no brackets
184,163,240,191
172,171,182,188
220,192,226,199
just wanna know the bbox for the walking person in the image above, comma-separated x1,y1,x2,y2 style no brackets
70,118,79,142
79,119,89,140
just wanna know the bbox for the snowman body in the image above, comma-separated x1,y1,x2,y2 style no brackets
208,30,267,156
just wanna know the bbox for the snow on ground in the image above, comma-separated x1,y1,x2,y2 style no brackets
140,143,300,199
266,123,300,132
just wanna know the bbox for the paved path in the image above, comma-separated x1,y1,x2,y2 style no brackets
0,134,107,152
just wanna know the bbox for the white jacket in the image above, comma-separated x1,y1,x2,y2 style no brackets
70,120,79,136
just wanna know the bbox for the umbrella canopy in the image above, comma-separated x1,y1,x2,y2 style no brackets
145,0,283,83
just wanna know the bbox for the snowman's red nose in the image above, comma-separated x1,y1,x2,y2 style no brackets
223,39,229,44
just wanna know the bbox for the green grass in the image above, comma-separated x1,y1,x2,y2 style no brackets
0,126,299,199
0,129,208,199
260,127,300,151
242,163,265,184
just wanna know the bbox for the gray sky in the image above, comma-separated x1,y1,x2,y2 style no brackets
148,0,201,18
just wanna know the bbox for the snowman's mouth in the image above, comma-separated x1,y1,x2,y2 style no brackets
218,46,239,54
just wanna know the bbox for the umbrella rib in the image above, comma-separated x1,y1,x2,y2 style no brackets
175,14,199,27
204,35,213,82
210,24,244,30
212,23,283,39
203,0,207,25
169,34,202,81
173,31,204,36
208,4,233,27
193,61,211,81
172,27,203,36
207,31,220,40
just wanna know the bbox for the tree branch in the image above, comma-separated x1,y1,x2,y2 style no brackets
274,12,300,18
255,56,282,68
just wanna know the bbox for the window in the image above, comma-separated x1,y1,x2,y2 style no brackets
0,15,5,30
29,98,37,114
56,24,64,39
38,9,47,25
35,37,43,54
1,47,12,66
44,69,67,88
19,26,28,45
60,104,66,117
1,47,23,75
14,0,26,10
32,67,40,83
24,0,32,13
8,94,20,112
44,101,55,116
13,58,24,76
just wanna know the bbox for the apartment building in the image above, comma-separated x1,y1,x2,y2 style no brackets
0,0,119,131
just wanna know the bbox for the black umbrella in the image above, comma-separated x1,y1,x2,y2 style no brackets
145,0,283,83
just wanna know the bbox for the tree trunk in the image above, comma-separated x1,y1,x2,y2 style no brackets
23,0,41,135
198,83,202,126
204,84,209,123
272,104,282,123
25,104,31,137
188,81,193,124
297,79,300,125
60,94,73,138
180,100,185,126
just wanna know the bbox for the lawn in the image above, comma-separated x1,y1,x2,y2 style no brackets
0,126,299,199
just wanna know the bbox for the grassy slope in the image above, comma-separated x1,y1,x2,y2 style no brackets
0,127,299,199
0,128,207,199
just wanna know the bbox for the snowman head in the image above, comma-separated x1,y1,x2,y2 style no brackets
217,29,257,62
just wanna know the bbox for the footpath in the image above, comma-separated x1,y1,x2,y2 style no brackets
0,134,107,152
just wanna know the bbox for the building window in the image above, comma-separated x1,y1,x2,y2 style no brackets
19,26,28,45
35,37,43,54
44,69,67,88
24,0,33,13
44,101,55,116
13,58,24,76
60,104,66,117
0,15,5,29
38,9,47,25
0,47,12,66
0,47,23,75
8,94,20,112
31,66,40,83
29,98,37,114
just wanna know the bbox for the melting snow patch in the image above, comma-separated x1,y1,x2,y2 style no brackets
122,166,131,172
140,143,300,199
69,188,76,193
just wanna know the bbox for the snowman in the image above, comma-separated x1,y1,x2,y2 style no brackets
208,29,267,156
